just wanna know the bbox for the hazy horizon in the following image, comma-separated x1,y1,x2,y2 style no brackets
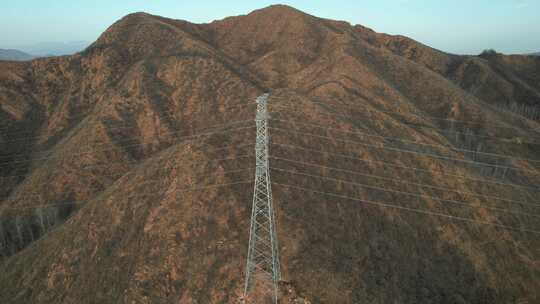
2,1,540,55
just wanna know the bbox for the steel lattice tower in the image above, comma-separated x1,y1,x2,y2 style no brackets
244,93,281,303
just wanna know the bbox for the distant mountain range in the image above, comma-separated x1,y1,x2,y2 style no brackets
17,41,90,57
0,49,34,61
0,41,90,61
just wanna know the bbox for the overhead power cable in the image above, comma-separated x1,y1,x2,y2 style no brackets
0,117,255,160
268,104,540,145
0,151,254,181
277,96,540,132
0,102,257,139
270,142,540,192
3,155,254,201
269,116,540,164
270,166,540,217
272,182,540,235
1,169,255,212
269,156,540,208
0,122,255,167
0,113,253,147
269,96,540,142
269,126,540,176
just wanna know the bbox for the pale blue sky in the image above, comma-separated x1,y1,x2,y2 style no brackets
1,0,539,55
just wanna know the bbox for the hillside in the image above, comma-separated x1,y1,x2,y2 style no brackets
0,49,34,61
1,5,540,303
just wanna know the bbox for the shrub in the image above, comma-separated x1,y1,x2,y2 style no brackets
479,49,498,58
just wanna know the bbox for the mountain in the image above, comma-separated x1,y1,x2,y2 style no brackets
0,49,34,61
1,5,540,303
16,41,90,57
1,41,90,61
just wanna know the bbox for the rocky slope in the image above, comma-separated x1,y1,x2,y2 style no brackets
0,5,540,303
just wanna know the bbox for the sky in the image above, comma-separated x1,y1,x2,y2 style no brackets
1,0,539,55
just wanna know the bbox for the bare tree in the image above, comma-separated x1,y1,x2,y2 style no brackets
15,215,23,248
0,220,5,257
35,206,46,233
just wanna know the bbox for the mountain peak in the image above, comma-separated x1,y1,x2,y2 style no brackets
248,4,314,20
120,11,155,21
89,10,195,61
257,4,307,14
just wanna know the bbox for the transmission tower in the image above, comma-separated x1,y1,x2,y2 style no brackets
244,93,281,303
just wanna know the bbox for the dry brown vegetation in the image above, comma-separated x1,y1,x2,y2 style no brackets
1,5,540,303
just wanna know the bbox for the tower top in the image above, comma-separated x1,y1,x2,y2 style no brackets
256,93,270,104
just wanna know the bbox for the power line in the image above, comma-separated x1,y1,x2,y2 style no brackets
268,104,540,145
269,116,540,164
272,182,540,235
270,96,503,128
0,201,76,213
0,113,252,148
269,126,540,176
0,103,255,144
365,99,534,133
270,142,540,192
0,123,255,167
0,117,254,161
0,144,254,181
270,166,540,218
1,169,255,212
0,102,258,139
122,177,256,199
0,118,255,162
3,156,255,202
269,156,540,208
269,96,540,142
